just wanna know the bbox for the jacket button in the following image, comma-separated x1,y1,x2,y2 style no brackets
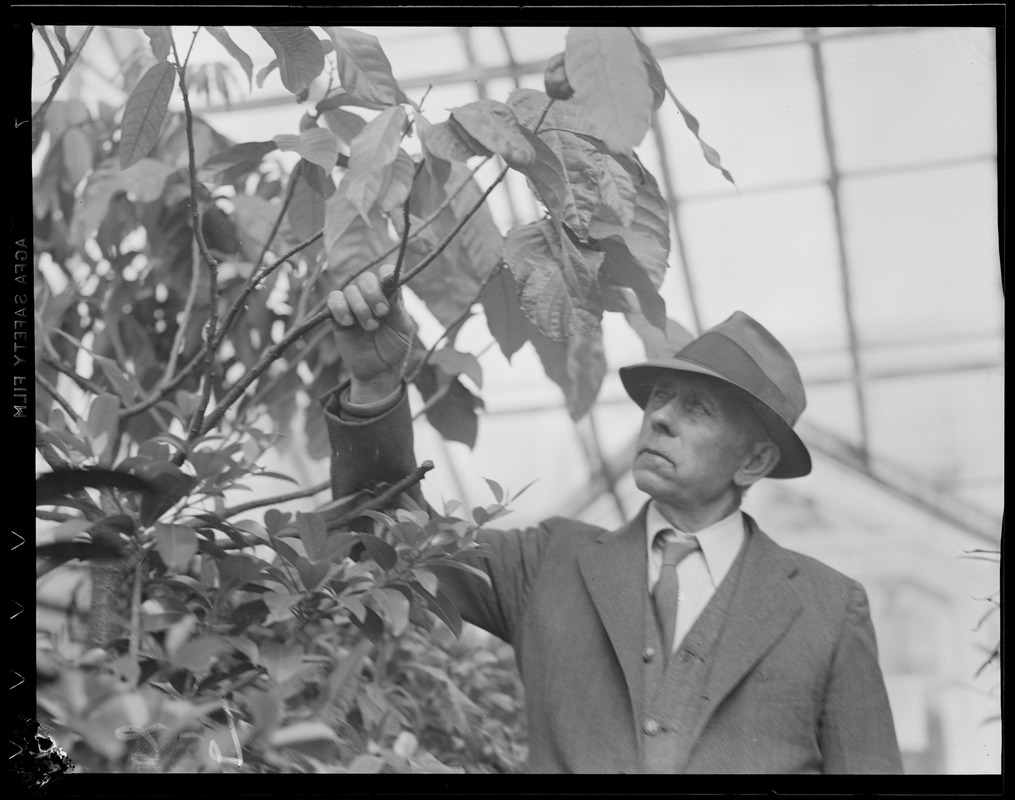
643,719,661,736
642,646,655,662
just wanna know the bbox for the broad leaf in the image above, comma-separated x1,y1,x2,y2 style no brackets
355,533,397,570
565,27,652,153
324,190,394,278
259,640,305,684
424,588,463,637
479,265,529,362
503,219,603,341
326,27,400,106
120,62,177,169
142,26,172,62
172,634,230,672
218,554,264,591
62,127,93,187
197,140,277,185
300,127,340,171
86,393,120,465
589,219,668,330
320,106,367,145
297,512,328,561
287,162,329,257
419,119,487,165
529,327,607,421
205,26,254,89
155,523,199,571
345,105,407,219
517,127,583,237
71,157,176,247
414,368,483,448
430,346,483,390
377,149,416,212
371,587,411,635
451,99,536,169
254,26,325,94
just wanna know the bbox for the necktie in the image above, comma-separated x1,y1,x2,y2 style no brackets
652,531,699,661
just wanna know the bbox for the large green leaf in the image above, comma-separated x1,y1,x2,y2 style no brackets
419,119,488,164
323,190,394,279
480,265,529,362
377,149,416,213
516,127,583,237
503,219,603,341
142,26,172,62
273,127,340,171
119,61,177,169
320,106,367,146
86,393,120,466
287,162,329,258
414,365,483,448
254,26,325,94
589,218,668,330
451,100,536,169
564,27,652,154
345,105,407,219
529,327,607,421
205,26,254,89
326,27,400,106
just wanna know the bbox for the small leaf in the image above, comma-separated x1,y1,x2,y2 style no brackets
270,721,340,748
260,640,305,684
377,149,416,213
434,559,492,587
589,219,668,330
419,119,487,163
142,26,172,62
324,191,394,277
296,512,328,562
669,92,736,186
372,587,411,635
85,393,120,466
120,61,177,169
424,589,462,637
205,26,254,89
450,99,536,169
320,106,367,146
517,127,582,237
62,127,93,187
155,523,199,571
565,27,652,153
484,478,504,504
300,127,340,171
93,356,142,404
411,567,438,597
256,58,278,89
254,26,325,94
218,554,264,591
632,33,667,110
326,27,400,106
172,634,230,672
355,533,397,570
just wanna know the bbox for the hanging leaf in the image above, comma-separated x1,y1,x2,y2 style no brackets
254,26,325,95
142,26,172,62
370,587,411,635
119,61,177,169
564,27,652,153
430,347,483,389
529,327,607,421
503,219,603,341
589,219,668,331
317,90,391,113
296,512,328,562
423,588,463,637
419,119,487,165
155,523,199,571
624,312,694,359
414,367,483,448
355,533,397,570
451,100,536,169
320,106,367,146
480,265,529,362
197,140,277,185
632,32,667,110
287,162,328,253
301,127,340,171
205,26,254,89
345,105,407,219
256,58,278,89
516,127,583,238
669,92,736,186
325,27,400,107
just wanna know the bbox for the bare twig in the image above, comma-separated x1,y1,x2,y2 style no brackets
220,478,330,519
321,461,434,531
128,551,148,662
164,236,202,384
41,355,105,398
35,25,64,71
32,26,94,130
253,160,302,277
390,160,426,288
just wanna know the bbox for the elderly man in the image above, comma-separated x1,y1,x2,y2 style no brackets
322,264,903,775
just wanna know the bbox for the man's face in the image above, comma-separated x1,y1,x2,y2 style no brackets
632,372,765,513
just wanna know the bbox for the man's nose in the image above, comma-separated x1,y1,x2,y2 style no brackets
648,402,677,435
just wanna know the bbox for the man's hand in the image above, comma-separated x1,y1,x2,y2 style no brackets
326,264,416,404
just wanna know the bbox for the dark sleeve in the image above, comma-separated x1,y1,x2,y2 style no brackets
322,383,550,643
818,581,904,774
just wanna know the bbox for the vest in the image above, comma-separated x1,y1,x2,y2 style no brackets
639,530,750,773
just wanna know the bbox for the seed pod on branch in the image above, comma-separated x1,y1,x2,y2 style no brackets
544,52,574,101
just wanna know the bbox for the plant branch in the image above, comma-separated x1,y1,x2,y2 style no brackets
390,160,426,288
182,27,200,70
128,551,148,662
36,373,84,426
220,478,331,519
254,160,302,277
35,25,64,72
41,355,105,397
32,26,94,130
320,461,434,532
163,236,202,384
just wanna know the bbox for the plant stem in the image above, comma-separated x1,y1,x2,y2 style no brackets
220,478,331,519
254,160,302,277
390,160,426,289
35,25,64,71
320,461,434,532
164,236,202,384
32,26,94,130
36,373,83,426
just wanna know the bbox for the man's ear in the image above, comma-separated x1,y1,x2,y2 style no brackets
734,441,782,488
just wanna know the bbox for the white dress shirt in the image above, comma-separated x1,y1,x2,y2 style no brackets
645,502,746,653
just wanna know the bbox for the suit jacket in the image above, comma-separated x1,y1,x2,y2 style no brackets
324,387,903,774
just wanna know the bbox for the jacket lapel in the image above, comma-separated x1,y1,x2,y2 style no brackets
682,515,803,749
578,504,650,724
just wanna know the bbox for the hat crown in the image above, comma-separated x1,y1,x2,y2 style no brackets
684,311,806,424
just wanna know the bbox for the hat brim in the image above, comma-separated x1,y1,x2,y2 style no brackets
619,358,812,479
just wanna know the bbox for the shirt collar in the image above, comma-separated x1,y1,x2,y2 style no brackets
645,501,745,585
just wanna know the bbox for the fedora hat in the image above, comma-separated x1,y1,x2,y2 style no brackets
619,311,811,479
